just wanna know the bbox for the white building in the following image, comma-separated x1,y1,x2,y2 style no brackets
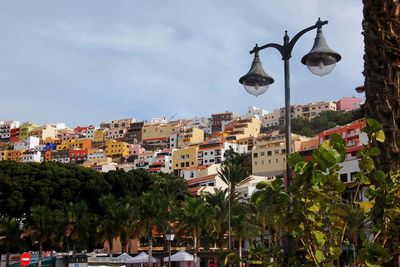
21,150,41,163
14,136,40,151
0,120,20,140
198,140,248,166
189,117,212,135
247,106,268,121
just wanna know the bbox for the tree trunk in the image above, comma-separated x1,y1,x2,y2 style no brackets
148,236,153,267
38,242,43,267
362,0,400,172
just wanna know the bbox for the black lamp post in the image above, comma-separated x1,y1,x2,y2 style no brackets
239,18,341,257
165,230,175,267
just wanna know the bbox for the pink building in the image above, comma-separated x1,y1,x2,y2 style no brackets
128,144,145,157
336,97,362,111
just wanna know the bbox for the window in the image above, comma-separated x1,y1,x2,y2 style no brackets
267,151,272,156
254,161,257,165
282,149,286,154
276,159,279,163
340,173,348,182
274,150,279,154
253,153,258,158
260,152,265,156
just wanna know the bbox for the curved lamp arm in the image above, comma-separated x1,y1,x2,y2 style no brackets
249,18,328,60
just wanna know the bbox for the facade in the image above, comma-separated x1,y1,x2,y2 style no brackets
252,133,309,177
247,106,268,120
105,127,128,141
198,140,248,167
52,150,70,163
7,150,23,162
172,145,199,176
21,150,41,163
147,149,173,174
19,122,37,141
224,117,261,140
93,128,108,145
177,127,204,149
210,112,233,133
187,173,228,195
128,144,145,158
142,120,187,141
124,122,144,144
14,136,40,151
262,110,281,128
0,120,20,141
30,125,57,141
57,139,92,151
188,117,212,135
105,140,130,158
336,97,362,111
69,148,91,163
10,128,20,143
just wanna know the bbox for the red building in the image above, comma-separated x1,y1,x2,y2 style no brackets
10,128,20,142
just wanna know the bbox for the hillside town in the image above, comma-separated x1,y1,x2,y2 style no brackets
0,96,363,198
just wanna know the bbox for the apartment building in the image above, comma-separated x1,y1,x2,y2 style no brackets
147,149,174,174
124,122,144,144
133,151,157,170
105,140,130,158
177,127,204,149
105,127,128,141
210,112,233,133
142,120,188,140
188,117,212,135
57,139,92,151
0,120,20,141
51,150,70,163
247,106,268,120
336,97,362,111
224,117,261,140
19,122,37,141
21,150,41,163
10,128,20,142
14,136,40,151
30,125,57,141
93,128,108,146
252,133,309,177
172,145,199,176
187,173,228,195
197,139,248,167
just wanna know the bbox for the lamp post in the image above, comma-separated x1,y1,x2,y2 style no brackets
165,230,175,267
239,18,341,258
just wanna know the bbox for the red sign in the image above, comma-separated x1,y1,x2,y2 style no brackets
19,252,31,267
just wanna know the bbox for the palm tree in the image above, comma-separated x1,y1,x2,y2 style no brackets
204,188,229,250
136,190,168,267
23,206,56,267
98,194,121,254
179,196,209,267
0,216,22,267
362,0,400,172
58,201,91,253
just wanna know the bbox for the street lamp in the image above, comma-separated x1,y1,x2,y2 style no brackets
165,230,175,267
239,18,341,257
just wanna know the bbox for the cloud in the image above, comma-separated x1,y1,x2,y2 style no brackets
0,0,364,126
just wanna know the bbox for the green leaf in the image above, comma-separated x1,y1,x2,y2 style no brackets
375,130,385,143
373,170,386,184
309,203,320,212
312,230,326,247
357,200,375,211
288,152,303,167
367,118,382,131
369,147,381,156
359,156,375,172
315,249,325,263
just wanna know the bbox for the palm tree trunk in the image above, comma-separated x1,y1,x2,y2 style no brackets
148,236,153,267
363,0,400,172
193,232,198,267
38,242,43,267
6,252,10,267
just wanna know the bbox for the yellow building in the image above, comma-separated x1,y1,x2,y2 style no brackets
172,145,199,176
142,120,188,141
105,140,130,158
224,118,261,140
0,150,7,161
30,125,57,141
252,133,309,177
177,127,204,149
94,128,108,144
57,139,92,151
19,122,38,141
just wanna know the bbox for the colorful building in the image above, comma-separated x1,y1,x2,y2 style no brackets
105,140,130,158
336,97,362,111
57,139,92,151
172,145,199,176
177,127,204,149
224,117,261,140
19,121,37,141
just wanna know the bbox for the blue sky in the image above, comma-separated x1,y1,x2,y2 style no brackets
0,0,364,127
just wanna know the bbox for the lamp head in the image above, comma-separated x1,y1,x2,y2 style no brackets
301,27,341,76
239,49,274,97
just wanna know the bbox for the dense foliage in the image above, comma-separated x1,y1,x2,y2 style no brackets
290,109,363,137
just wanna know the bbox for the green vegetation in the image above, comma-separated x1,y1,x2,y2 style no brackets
0,123,399,266
290,109,363,137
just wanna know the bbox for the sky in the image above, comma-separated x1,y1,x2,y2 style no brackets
0,0,364,127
